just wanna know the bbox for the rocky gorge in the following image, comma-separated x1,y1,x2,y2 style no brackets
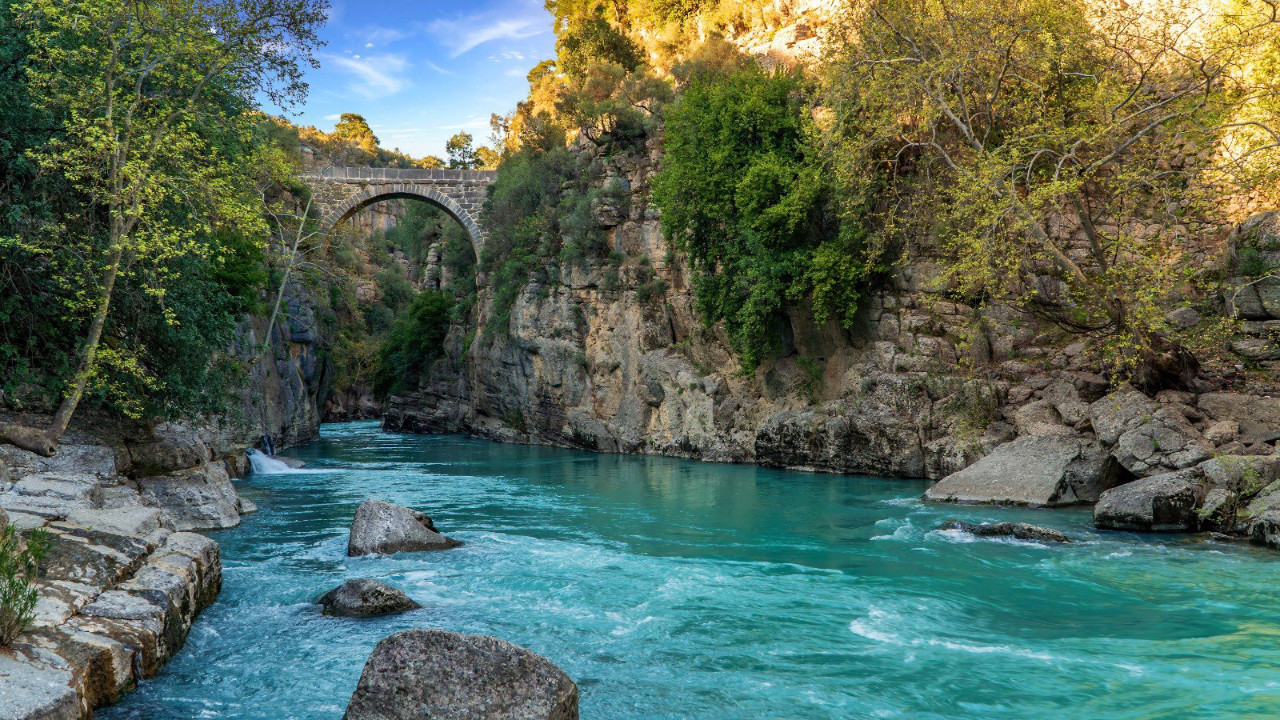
384,136,1280,549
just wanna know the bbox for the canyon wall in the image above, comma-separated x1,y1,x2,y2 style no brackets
385,138,1280,490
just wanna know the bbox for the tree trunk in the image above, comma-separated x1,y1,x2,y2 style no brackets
0,240,125,457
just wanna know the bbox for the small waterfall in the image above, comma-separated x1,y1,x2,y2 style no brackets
246,449,295,475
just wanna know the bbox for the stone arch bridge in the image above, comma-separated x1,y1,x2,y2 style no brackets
303,167,497,256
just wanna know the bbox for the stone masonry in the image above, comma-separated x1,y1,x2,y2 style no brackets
303,167,496,256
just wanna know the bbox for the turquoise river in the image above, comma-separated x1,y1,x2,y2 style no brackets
100,421,1280,719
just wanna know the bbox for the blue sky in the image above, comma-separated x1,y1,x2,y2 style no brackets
273,0,556,158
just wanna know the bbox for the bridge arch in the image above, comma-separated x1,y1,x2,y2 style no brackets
303,167,497,260
322,186,485,259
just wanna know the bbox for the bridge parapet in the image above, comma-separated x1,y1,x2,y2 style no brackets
304,167,498,183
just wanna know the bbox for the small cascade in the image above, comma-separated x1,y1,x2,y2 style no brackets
246,449,295,475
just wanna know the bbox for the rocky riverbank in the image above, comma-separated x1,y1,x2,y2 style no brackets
0,438,234,719
0,286,327,718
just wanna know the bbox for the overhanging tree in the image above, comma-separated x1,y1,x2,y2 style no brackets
829,0,1280,388
0,0,326,456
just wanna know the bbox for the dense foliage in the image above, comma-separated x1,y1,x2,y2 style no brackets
652,64,869,370
826,0,1280,386
373,289,454,399
0,0,318,425
479,147,586,335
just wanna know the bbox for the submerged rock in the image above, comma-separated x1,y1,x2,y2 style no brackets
942,521,1070,543
347,499,461,556
343,628,579,720
318,579,421,617
925,436,1122,507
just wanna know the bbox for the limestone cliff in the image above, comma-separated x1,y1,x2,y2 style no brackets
385,136,1280,491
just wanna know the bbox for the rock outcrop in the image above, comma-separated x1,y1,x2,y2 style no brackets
1,441,248,533
343,629,579,720
318,579,421,617
925,436,1121,507
1094,468,1208,532
347,499,461,556
0,517,219,719
0,430,259,719
1092,456,1280,542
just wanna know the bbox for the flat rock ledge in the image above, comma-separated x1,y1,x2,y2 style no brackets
343,628,579,720
0,440,239,720
348,499,462,556
0,518,220,719
318,579,421,617
942,521,1070,543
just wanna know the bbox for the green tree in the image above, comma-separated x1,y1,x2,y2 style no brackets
0,0,325,456
475,145,501,170
557,61,672,146
828,0,1280,388
333,112,379,154
555,13,643,80
446,131,478,169
653,65,855,371
374,289,454,398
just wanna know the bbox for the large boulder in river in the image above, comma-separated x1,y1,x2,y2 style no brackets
1094,467,1207,532
925,436,1121,507
347,499,461,556
319,579,421,617
343,629,579,720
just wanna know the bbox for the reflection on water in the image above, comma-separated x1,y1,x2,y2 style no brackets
102,421,1280,719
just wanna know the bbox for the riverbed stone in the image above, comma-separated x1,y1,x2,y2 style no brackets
318,578,421,617
343,628,579,720
135,461,240,531
925,435,1120,507
0,650,81,720
1094,468,1208,532
64,507,163,538
127,440,209,477
942,521,1070,543
0,472,102,519
347,499,461,556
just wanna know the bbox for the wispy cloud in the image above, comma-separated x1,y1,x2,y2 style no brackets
437,117,491,131
430,15,546,57
424,60,453,76
354,25,412,47
488,51,526,62
323,53,410,99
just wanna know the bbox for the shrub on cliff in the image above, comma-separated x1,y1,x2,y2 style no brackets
653,63,875,371
0,525,47,645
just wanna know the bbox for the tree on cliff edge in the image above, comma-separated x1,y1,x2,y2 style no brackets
0,0,327,456
828,0,1280,389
